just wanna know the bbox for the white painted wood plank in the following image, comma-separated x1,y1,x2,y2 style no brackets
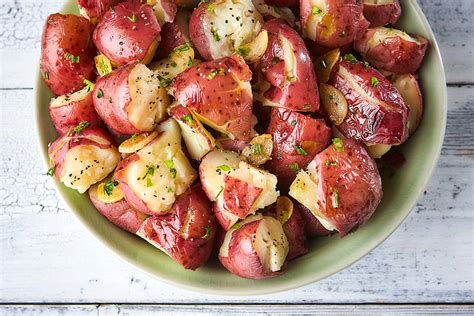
0,0,473,88
1,304,474,315
0,87,472,303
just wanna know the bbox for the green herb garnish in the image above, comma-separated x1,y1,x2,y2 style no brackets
343,53,358,64
165,160,177,178
211,27,220,42
64,52,80,63
74,121,90,134
207,68,218,80
146,177,154,187
325,159,338,167
103,180,118,196
47,167,55,177
371,76,379,87
96,88,104,98
237,46,250,57
332,137,344,152
216,164,231,172
157,75,172,87
291,120,297,126
83,79,94,92
128,14,137,22
252,143,263,155
289,162,300,173
142,165,155,179
294,145,308,156
180,114,193,124
202,225,212,239
311,6,321,15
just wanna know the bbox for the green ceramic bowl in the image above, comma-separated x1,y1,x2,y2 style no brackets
35,0,447,295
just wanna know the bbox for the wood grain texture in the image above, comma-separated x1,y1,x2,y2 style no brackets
1,304,474,315
0,0,473,306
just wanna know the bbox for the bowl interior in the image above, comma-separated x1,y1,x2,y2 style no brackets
35,0,447,295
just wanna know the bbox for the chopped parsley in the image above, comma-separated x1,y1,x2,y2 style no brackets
207,3,215,12
303,103,312,110
97,56,112,76
157,75,172,87
252,143,263,155
289,162,300,173
216,185,224,198
170,61,177,67
294,145,308,156
363,61,369,68
343,53,358,64
325,159,338,167
202,225,212,239
74,121,90,134
171,43,191,55
142,165,155,179
231,222,242,230
332,137,344,152
83,79,94,92
291,120,297,126
146,177,154,187
207,69,218,80
371,76,379,87
180,114,193,124
64,52,80,63
127,14,137,22
187,56,193,67
237,46,250,57
167,187,173,193
216,164,231,172
211,27,220,42
103,180,118,196
47,167,55,177
96,88,104,98
311,6,321,15
165,160,177,178
130,134,138,142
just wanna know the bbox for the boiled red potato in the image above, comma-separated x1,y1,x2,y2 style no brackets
199,149,279,230
40,14,96,96
265,108,332,188
137,185,217,270
89,178,148,233
154,9,191,60
146,0,177,26
169,105,216,161
49,84,103,135
389,74,423,135
289,138,382,236
189,0,264,60
169,55,254,141
48,127,120,193
114,119,197,215
296,202,334,237
363,0,401,27
300,0,369,49
264,197,307,260
150,43,195,81
255,19,320,112
219,214,289,279
328,57,409,145
92,62,170,136
252,0,296,26
77,0,122,21
93,0,161,66
354,27,429,74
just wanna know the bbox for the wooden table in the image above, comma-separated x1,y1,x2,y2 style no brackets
0,0,472,314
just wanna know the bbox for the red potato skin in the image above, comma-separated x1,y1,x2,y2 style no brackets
363,0,401,27
329,60,409,145
309,139,382,236
89,190,146,234
154,21,187,60
93,0,161,66
219,219,282,279
49,91,103,135
40,14,96,96
354,28,429,74
218,138,249,154
258,19,320,112
92,63,141,136
296,202,334,237
169,55,254,141
264,0,298,7
77,0,122,21
223,176,263,218
137,185,217,270
265,108,331,188
188,2,214,61
48,128,116,180
300,0,369,48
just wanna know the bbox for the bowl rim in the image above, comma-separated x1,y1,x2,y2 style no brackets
34,0,447,296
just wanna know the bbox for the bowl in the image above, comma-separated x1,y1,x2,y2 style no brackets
35,0,447,295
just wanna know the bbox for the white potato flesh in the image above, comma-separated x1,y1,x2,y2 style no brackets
50,86,90,108
251,0,296,26
127,64,170,132
118,131,159,154
254,216,288,272
366,143,392,159
289,161,335,231
61,144,120,194
175,113,216,161
239,30,268,64
280,35,297,83
120,119,197,214
147,0,175,26
390,74,423,135
368,27,420,47
204,0,263,59
302,0,327,40
200,149,279,222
